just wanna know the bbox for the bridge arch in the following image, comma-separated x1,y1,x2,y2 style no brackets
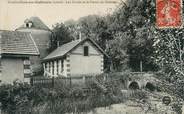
128,81,140,90
145,82,155,91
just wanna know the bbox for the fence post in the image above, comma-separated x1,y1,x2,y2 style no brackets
52,77,54,88
70,77,72,87
30,77,33,86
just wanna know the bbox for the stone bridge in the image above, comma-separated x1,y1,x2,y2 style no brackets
122,72,161,91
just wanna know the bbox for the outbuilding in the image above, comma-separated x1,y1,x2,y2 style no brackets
42,38,108,77
0,30,39,83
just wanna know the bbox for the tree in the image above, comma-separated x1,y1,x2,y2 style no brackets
78,15,113,49
110,0,158,72
106,32,130,71
50,23,74,51
64,19,79,40
154,29,184,78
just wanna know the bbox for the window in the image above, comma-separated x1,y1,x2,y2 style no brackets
84,46,89,56
25,22,33,28
24,65,30,69
26,23,29,28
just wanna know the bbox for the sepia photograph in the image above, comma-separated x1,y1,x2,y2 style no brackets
0,0,184,113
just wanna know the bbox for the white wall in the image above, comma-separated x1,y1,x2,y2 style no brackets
69,41,103,76
1,58,24,83
69,54,103,76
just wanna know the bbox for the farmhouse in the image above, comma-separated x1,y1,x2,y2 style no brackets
42,38,108,77
0,30,39,83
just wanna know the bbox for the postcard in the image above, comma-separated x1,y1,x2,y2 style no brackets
0,0,183,114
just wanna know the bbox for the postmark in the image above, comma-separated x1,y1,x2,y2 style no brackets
156,0,182,28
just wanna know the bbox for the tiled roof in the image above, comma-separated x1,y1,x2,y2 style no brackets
16,17,50,31
43,40,80,61
43,38,108,61
0,30,39,56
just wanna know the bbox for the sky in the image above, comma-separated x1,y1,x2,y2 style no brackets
0,0,121,30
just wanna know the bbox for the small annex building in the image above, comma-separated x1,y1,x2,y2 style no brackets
0,30,39,83
42,38,108,77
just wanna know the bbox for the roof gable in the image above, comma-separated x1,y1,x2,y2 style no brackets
71,41,101,55
0,30,40,56
16,17,50,31
43,38,108,61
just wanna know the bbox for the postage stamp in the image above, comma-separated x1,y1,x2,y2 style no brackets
156,0,182,28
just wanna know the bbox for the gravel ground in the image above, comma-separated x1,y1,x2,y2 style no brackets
85,96,176,114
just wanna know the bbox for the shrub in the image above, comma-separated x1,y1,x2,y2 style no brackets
0,83,33,113
171,101,182,114
0,72,132,114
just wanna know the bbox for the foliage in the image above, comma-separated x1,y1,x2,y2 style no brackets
50,23,74,51
153,29,184,78
0,83,33,113
171,101,182,114
106,33,129,71
0,73,128,114
118,0,157,71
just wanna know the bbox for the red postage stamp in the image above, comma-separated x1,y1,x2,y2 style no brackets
156,0,182,28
